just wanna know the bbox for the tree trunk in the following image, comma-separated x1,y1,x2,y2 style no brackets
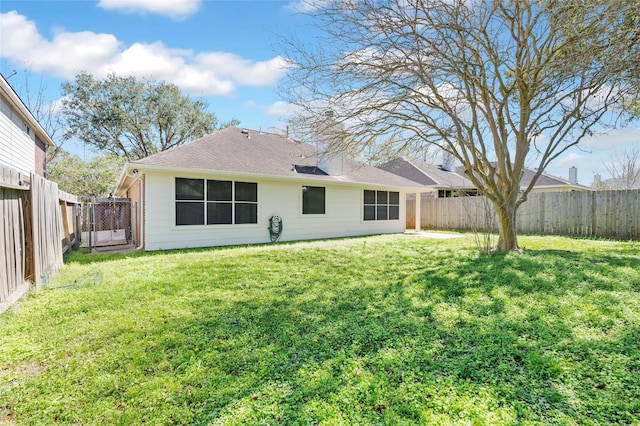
494,201,521,252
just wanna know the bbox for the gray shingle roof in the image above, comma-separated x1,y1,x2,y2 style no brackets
378,157,476,188
381,157,591,190
131,127,422,189
520,168,573,187
485,163,590,189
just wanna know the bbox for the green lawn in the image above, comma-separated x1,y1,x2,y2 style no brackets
1,234,639,425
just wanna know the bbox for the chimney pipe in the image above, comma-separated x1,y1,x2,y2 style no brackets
569,166,578,184
441,151,454,171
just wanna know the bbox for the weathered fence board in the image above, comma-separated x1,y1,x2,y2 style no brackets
0,187,25,302
30,174,65,288
1,162,80,306
412,189,640,240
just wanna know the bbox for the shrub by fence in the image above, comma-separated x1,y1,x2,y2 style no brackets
407,189,640,240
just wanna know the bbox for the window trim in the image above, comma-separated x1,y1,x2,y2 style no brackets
175,178,258,226
363,189,400,221
302,185,326,215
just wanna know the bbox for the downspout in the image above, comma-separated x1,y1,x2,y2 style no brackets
136,173,145,251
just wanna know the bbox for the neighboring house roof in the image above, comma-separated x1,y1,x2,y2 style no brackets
378,157,476,190
117,127,424,193
381,156,592,191
599,176,640,190
0,74,54,148
459,164,591,191
518,167,589,190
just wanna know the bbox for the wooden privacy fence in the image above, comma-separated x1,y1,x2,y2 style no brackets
1,162,80,306
408,189,640,240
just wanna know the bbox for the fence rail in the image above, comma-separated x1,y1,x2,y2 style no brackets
1,162,80,307
408,189,640,240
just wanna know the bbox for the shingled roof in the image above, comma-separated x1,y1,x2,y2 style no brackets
378,157,476,188
468,163,591,190
380,156,591,191
129,127,423,189
519,168,579,187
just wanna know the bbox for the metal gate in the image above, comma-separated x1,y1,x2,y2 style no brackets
81,198,137,251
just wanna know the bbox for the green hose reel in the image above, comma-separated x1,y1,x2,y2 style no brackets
269,215,283,242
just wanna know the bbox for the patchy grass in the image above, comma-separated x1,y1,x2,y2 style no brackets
1,234,639,425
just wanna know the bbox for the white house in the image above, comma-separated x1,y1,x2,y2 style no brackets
0,74,53,179
114,127,425,251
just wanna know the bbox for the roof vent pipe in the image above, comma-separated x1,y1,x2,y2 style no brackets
569,166,578,184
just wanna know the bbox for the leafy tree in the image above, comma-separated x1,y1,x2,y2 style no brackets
47,150,124,200
281,0,640,252
61,73,238,161
627,100,640,117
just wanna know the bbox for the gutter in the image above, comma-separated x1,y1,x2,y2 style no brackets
136,174,145,251
126,163,427,193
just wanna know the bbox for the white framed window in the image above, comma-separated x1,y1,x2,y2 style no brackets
302,186,325,214
175,178,257,226
363,190,399,221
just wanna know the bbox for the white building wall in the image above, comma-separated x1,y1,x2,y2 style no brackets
143,170,407,251
0,98,36,175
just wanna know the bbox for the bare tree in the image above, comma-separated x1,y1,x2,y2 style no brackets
280,0,640,251
603,148,640,190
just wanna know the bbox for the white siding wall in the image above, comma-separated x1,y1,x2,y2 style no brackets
143,170,407,250
0,98,36,175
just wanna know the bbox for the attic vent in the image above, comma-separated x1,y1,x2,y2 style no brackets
241,129,250,139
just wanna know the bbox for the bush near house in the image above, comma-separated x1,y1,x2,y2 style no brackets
1,234,639,424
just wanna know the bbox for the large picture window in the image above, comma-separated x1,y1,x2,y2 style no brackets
302,186,325,214
176,178,257,226
363,190,400,221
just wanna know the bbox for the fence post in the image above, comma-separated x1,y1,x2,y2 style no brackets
74,202,81,250
88,203,93,252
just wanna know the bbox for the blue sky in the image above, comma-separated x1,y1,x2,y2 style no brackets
1,0,639,184
0,1,305,130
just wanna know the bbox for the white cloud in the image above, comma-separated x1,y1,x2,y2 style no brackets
1,11,121,77
285,0,331,13
45,96,68,114
557,127,640,182
196,52,290,87
553,152,586,169
579,127,640,150
547,151,599,184
266,101,301,117
0,11,290,97
98,0,201,20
